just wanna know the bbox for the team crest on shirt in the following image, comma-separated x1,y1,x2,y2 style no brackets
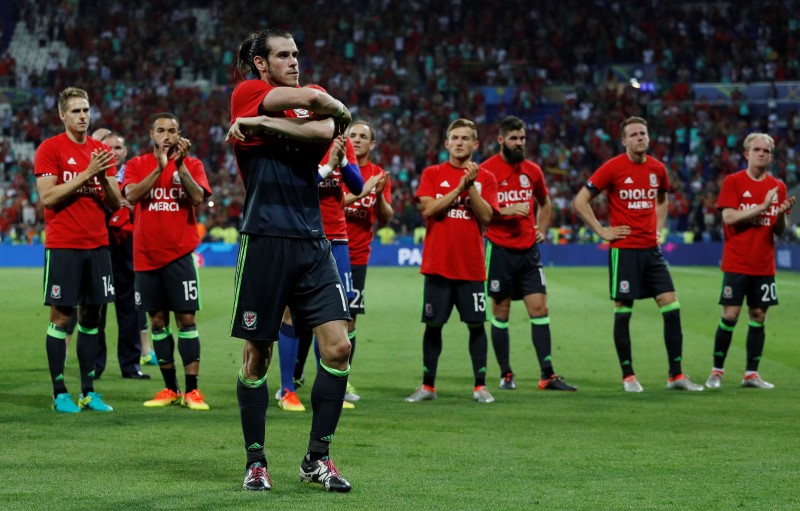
242,311,258,330
519,175,530,188
51,285,61,299
722,286,733,299
490,280,500,292
292,108,310,118
135,292,142,306
474,182,482,193
172,171,181,185
619,280,630,294
649,174,658,187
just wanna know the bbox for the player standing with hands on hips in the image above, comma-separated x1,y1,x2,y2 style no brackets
573,116,703,393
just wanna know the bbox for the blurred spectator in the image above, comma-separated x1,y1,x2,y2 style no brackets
4,0,800,243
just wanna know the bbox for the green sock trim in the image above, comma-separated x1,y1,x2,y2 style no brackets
152,328,172,341
530,316,550,325
178,328,199,339
748,320,764,328
77,324,99,335
348,330,356,340
614,307,633,314
238,369,267,388
47,323,67,339
718,319,735,332
610,248,619,300
659,302,680,314
320,361,350,377
491,317,509,329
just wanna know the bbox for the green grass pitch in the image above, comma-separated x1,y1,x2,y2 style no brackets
1,265,798,510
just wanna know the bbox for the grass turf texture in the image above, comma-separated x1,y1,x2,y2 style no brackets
1,265,798,510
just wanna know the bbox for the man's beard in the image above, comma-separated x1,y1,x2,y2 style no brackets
502,144,525,164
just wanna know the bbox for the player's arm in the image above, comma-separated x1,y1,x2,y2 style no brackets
655,191,668,239
125,146,169,205
721,187,791,227
99,174,122,211
467,186,493,225
374,173,393,226
773,194,796,235
261,87,351,133
340,162,364,195
418,185,464,219
344,173,381,205
498,203,529,217
535,195,552,243
227,116,335,143
173,138,205,206
466,185,493,225
318,136,356,187
573,186,630,241
462,162,493,225
37,149,116,209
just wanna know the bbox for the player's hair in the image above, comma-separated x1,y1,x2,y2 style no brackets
237,28,295,78
446,118,478,140
58,87,89,113
743,132,774,152
498,116,525,136
151,112,180,130
621,116,647,137
350,120,375,141
101,131,126,144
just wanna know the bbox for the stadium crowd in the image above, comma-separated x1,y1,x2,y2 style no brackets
3,0,800,243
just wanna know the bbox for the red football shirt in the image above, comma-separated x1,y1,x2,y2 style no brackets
717,170,787,276
230,80,329,157
230,80,279,156
345,161,392,265
123,153,211,271
415,162,499,280
34,133,117,249
587,153,669,249
318,138,359,241
482,154,548,250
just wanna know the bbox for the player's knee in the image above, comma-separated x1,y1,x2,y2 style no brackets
331,337,352,364
492,303,510,318
722,310,740,323
530,304,548,317
50,315,73,330
242,341,270,377
149,314,167,330
749,309,767,324
77,309,101,328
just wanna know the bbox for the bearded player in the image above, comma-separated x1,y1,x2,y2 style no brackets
483,116,576,392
